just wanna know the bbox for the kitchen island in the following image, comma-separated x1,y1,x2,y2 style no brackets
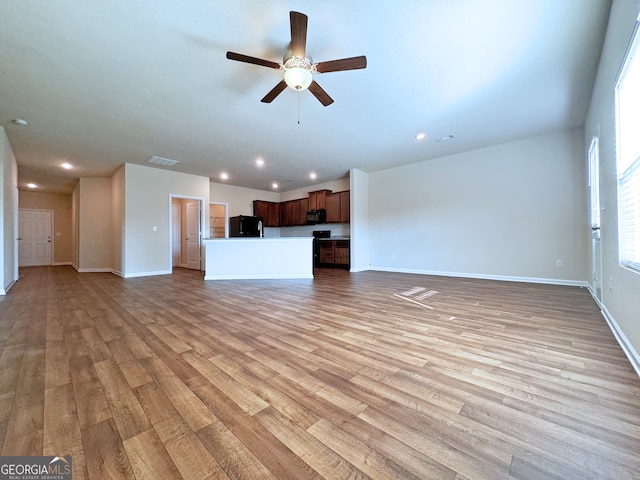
204,237,313,280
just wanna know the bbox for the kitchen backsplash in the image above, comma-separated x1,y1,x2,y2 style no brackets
264,223,350,238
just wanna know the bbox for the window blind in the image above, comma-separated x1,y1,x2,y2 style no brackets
616,15,640,272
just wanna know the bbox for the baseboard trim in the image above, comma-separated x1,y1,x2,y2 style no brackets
122,270,172,279
585,285,640,378
368,266,588,287
204,273,314,280
349,266,370,273
0,280,15,295
77,268,113,273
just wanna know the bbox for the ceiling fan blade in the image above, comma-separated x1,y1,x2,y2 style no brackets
290,11,308,58
226,51,281,69
315,55,367,73
261,80,288,103
308,81,334,106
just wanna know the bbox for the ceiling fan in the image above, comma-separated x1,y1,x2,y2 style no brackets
226,11,367,106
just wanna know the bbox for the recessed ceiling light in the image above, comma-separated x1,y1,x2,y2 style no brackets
255,158,265,167
309,172,317,180
61,162,73,170
436,134,455,142
271,182,279,189
27,182,37,189
415,132,426,140
12,118,28,127
220,172,229,180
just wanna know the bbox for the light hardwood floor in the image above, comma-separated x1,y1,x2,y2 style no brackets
1,266,639,479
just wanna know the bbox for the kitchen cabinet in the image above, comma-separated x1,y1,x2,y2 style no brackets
280,200,293,226
269,202,280,226
280,198,309,227
279,198,308,226
325,191,350,223
318,239,350,269
298,197,309,225
308,189,331,211
253,200,280,227
254,189,348,228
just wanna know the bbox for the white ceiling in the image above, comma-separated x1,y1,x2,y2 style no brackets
0,0,611,194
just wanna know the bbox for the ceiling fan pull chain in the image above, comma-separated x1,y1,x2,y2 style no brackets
297,90,301,124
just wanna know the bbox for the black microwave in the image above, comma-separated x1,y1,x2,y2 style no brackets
306,209,326,224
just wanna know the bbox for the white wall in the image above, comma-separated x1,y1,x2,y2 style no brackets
124,163,209,277
78,177,112,271
584,0,640,373
71,183,79,269
210,182,279,218
0,127,18,294
350,169,370,272
111,166,125,275
368,129,588,283
278,178,350,201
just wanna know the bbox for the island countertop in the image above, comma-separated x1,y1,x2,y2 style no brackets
203,237,313,280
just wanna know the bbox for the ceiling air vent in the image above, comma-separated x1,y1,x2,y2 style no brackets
147,156,180,167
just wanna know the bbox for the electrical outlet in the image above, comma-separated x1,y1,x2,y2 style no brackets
609,277,613,292
391,254,396,261
556,259,563,268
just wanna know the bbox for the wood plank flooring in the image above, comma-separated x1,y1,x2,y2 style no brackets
1,266,639,479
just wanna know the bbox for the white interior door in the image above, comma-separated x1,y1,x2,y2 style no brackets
185,200,201,270
171,203,181,267
589,136,603,301
19,209,53,266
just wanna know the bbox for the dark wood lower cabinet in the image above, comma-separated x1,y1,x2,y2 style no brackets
318,239,350,269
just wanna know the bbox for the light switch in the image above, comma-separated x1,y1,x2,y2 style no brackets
153,226,158,232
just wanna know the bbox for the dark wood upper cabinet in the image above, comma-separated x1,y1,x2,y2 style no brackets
308,189,331,211
254,189,348,227
253,200,279,227
298,197,309,225
326,191,350,223
340,191,350,223
325,192,341,223
268,202,280,226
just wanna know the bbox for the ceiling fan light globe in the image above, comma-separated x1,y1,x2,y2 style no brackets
284,67,312,91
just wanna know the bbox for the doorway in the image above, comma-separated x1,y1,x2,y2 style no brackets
170,197,203,270
588,135,602,302
19,209,53,266
209,203,227,238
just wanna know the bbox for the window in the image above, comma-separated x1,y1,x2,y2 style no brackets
589,136,600,229
615,14,640,272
